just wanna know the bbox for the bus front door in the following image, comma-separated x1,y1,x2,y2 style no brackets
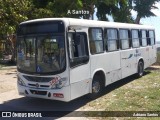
68,32,90,100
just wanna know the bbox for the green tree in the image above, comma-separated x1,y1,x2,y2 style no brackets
81,0,97,19
48,0,83,18
112,0,134,23
0,0,32,36
0,0,32,62
29,0,83,19
28,0,54,19
96,0,114,21
96,0,133,23
129,0,160,24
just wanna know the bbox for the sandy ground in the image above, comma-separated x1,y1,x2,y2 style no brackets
0,68,17,93
0,67,23,104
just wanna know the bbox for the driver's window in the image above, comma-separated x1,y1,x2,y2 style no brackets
68,32,89,67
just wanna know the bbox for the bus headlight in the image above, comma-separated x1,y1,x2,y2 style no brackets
50,78,67,89
18,76,26,86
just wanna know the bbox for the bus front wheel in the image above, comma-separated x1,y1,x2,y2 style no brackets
88,75,103,99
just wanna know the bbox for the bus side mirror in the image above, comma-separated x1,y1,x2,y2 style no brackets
74,34,80,45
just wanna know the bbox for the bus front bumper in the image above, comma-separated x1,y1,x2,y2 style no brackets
17,84,71,102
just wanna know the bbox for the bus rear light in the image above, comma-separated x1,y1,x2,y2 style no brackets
53,93,64,98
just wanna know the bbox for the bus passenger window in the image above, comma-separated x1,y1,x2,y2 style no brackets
119,29,130,50
141,30,147,46
149,30,155,45
132,30,140,48
89,28,103,54
105,28,118,51
68,32,89,67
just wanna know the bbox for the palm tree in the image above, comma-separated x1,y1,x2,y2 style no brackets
112,0,134,23
96,0,134,23
96,0,116,21
130,0,160,24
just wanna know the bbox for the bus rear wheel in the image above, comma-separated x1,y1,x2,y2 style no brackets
137,61,144,78
88,75,103,99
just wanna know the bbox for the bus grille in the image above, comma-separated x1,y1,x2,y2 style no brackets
23,75,53,82
28,83,49,88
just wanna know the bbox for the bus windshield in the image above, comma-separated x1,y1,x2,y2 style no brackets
17,21,65,74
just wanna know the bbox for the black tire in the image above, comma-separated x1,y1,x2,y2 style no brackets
88,75,103,99
137,61,144,78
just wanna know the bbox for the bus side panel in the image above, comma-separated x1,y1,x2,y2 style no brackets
70,63,91,100
70,78,91,100
106,69,121,83
137,47,150,69
91,51,121,86
121,49,137,78
149,45,157,65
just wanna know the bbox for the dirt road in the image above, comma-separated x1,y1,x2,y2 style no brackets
0,67,22,104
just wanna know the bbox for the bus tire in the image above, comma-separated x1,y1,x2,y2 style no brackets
88,75,103,99
137,60,144,78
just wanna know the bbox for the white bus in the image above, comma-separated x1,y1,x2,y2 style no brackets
17,18,157,102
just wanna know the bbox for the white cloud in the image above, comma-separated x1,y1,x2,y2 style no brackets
152,2,160,17
155,1,160,8
152,9,160,17
131,10,137,19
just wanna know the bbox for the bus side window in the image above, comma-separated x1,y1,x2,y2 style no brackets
119,29,130,50
68,32,89,67
141,30,147,47
148,30,155,45
132,29,140,48
105,28,119,52
89,28,103,54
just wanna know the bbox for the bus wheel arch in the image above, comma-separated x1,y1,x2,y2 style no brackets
88,70,105,99
137,59,144,77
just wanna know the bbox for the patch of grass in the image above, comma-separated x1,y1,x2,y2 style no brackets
82,67,160,119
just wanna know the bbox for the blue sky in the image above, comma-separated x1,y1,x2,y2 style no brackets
93,2,160,41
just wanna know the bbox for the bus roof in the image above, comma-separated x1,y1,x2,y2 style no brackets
20,18,154,30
